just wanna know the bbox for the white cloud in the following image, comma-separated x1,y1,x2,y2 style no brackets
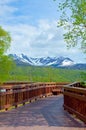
0,0,14,4
0,0,19,19
0,0,85,63
0,5,18,16
1,20,85,63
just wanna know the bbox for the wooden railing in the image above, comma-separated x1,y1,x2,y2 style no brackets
0,82,65,111
63,82,86,124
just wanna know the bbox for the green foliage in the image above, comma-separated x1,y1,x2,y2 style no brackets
0,26,13,83
55,0,86,53
0,26,11,55
80,71,86,81
80,81,86,87
5,65,86,82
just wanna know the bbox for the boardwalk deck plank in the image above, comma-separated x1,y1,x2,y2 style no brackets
0,95,86,130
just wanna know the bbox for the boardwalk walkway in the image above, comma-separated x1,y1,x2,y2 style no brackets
0,95,86,130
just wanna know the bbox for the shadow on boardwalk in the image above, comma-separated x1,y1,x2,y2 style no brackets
0,95,86,128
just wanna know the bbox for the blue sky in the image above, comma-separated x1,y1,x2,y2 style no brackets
0,0,86,63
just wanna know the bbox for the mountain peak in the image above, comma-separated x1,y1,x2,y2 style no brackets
8,53,86,69
9,53,75,67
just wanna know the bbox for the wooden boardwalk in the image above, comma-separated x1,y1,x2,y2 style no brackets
0,95,86,130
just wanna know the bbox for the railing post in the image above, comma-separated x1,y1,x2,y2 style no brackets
63,82,86,124
0,82,65,111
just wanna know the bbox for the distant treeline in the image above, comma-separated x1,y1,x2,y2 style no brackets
0,66,85,83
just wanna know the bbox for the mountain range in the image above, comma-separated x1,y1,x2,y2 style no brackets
9,54,86,69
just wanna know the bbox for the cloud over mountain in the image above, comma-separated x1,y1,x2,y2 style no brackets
0,0,85,63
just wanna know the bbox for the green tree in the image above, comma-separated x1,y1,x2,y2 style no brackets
0,26,13,83
54,0,86,53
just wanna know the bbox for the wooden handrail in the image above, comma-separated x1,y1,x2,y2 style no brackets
0,82,65,111
63,82,86,124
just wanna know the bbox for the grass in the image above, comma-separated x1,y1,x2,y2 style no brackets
1,65,85,83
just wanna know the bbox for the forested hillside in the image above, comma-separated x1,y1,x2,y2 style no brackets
3,66,86,82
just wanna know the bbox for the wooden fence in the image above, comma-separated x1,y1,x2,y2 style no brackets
63,82,86,124
0,82,65,111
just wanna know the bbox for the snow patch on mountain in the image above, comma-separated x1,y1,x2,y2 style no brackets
61,59,74,66
9,53,75,67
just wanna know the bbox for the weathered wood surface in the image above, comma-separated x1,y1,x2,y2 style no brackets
0,95,85,130
63,82,86,124
0,82,65,111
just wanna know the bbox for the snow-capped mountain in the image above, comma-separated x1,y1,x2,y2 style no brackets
9,54,86,69
9,54,74,66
